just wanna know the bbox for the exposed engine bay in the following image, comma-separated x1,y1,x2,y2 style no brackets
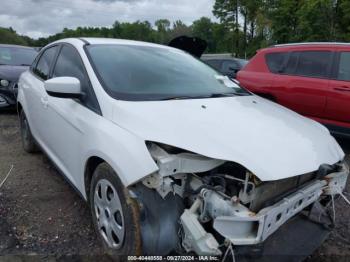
130,142,349,256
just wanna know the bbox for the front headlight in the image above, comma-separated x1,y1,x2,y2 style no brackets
0,79,9,87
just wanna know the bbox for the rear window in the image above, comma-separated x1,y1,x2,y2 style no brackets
265,52,287,73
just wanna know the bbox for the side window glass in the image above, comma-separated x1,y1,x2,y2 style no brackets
52,45,99,112
265,52,287,73
52,45,87,88
222,60,239,72
337,52,350,81
33,46,58,80
30,55,40,71
284,52,298,74
295,51,331,78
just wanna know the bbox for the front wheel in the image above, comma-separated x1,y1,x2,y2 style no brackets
90,163,142,256
19,110,39,153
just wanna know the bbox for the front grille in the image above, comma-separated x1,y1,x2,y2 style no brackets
249,162,343,212
250,171,317,212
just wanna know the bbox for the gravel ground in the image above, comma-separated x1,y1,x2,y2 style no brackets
0,111,111,261
0,110,349,261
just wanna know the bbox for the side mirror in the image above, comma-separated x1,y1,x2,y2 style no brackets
44,77,82,99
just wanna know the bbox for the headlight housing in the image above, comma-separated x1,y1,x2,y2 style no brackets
0,79,9,87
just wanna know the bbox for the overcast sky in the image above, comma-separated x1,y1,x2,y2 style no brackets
0,0,216,39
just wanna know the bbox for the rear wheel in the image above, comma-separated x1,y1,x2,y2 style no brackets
90,163,142,255
20,110,39,153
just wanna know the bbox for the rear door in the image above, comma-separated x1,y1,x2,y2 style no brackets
326,49,350,124
272,50,332,117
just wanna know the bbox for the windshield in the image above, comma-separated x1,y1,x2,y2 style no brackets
86,44,249,101
0,46,37,66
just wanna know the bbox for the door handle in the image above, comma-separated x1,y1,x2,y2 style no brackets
334,87,350,92
40,97,49,108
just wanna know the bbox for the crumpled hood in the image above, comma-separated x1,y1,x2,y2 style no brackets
112,95,344,181
0,65,29,81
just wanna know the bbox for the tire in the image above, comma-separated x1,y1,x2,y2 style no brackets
20,110,39,153
90,162,142,256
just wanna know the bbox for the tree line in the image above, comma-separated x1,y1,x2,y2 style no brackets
1,0,350,58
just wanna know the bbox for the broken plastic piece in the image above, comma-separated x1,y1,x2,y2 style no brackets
180,199,222,256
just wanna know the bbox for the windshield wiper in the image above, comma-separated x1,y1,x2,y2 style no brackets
227,90,251,96
197,92,249,98
161,93,235,100
206,93,236,98
160,91,250,101
160,95,199,100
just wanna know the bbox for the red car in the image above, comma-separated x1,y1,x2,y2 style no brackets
237,43,350,136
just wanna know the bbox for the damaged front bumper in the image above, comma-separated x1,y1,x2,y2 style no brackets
181,163,349,255
214,179,326,245
234,213,331,261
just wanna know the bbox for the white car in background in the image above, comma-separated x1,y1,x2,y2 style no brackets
17,38,348,258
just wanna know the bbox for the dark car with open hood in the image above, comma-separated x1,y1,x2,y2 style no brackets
168,36,248,79
0,44,37,108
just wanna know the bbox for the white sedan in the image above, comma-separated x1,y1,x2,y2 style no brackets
17,38,348,258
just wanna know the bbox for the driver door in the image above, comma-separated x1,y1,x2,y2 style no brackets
40,44,100,187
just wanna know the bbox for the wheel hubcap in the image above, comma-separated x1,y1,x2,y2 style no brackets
94,179,125,249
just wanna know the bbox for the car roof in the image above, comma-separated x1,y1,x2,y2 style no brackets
52,37,176,51
0,44,35,49
273,42,350,47
259,42,350,53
